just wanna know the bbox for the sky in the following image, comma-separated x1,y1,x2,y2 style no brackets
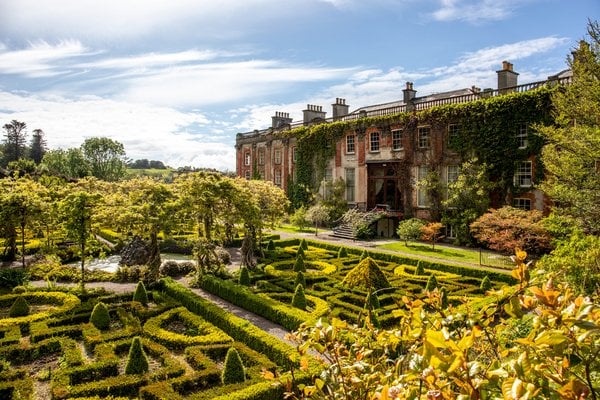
0,0,597,171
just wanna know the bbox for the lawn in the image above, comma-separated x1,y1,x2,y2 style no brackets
272,224,328,235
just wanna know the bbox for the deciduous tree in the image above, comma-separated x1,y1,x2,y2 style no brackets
81,137,126,181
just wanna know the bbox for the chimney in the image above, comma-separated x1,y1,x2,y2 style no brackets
403,82,417,111
497,61,519,93
331,98,349,120
271,111,292,129
303,104,326,125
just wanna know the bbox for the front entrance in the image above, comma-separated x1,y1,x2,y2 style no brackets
367,163,404,212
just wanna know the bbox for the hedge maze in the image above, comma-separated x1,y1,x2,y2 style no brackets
0,282,304,399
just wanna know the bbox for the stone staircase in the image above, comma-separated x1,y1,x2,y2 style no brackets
331,223,356,240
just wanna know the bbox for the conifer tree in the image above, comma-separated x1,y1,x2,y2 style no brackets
133,281,149,306
90,302,110,330
125,336,149,375
291,284,307,310
222,347,245,384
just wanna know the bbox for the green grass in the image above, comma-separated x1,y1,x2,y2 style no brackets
377,241,514,269
125,168,174,180
272,224,327,235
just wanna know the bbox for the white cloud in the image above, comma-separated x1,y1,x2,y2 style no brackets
431,0,520,23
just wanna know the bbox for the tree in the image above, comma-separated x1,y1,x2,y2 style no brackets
29,129,46,164
396,218,426,246
290,205,309,231
470,206,552,256
41,148,89,179
306,203,329,236
133,281,149,306
125,337,149,375
2,120,27,166
538,20,600,235
319,177,348,222
90,302,110,330
291,284,307,310
222,347,246,384
81,137,126,181
420,222,445,250
442,158,493,245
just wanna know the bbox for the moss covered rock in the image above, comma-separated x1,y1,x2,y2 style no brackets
125,336,149,375
221,347,245,384
90,302,110,330
9,296,30,317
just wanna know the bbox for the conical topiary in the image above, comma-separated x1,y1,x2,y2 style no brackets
414,261,425,275
296,246,305,258
342,257,390,291
90,302,110,330
222,347,245,384
440,287,449,308
359,250,368,261
337,247,348,258
133,281,148,306
239,266,250,286
293,255,306,272
480,276,493,292
300,238,308,250
425,274,438,292
366,291,380,310
9,296,30,317
294,271,306,289
291,284,307,310
266,239,275,250
125,336,149,375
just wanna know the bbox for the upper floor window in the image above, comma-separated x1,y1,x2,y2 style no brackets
513,198,531,210
346,135,355,154
515,161,532,187
448,124,460,146
274,149,282,165
370,132,380,152
447,165,459,184
258,148,265,165
418,127,431,149
244,152,251,166
517,124,528,149
392,129,403,150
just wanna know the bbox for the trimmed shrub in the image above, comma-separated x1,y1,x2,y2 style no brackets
414,261,425,275
440,287,449,308
294,271,306,289
90,302,110,330
221,347,246,385
291,284,307,310
296,246,305,258
480,276,493,292
132,281,148,306
425,275,438,292
125,336,149,375
12,285,27,294
9,296,30,317
299,239,308,251
238,267,250,286
337,247,348,258
343,257,390,291
266,239,275,250
359,250,368,261
366,291,380,310
0,268,29,289
293,256,306,272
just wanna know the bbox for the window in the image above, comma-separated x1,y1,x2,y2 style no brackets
258,148,265,165
292,147,297,163
346,135,355,154
274,170,282,186
448,124,460,146
244,170,251,180
515,161,532,187
418,127,431,148
513,198,531,210
345,168,355,202
446,225,456,239
370,132,380,152
447,165,459,184
417,165,430,207
244,152,251,166
392,129,403,150
274,149,282,165
517,124,528,149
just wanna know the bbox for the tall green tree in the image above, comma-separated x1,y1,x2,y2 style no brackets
41,148,89,179
538,20,600,234
2,120,28,166
29,129,46,164
81,137,126,181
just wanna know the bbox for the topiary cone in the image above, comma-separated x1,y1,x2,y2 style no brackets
9,296,30,317
222,347,245,384
291,284,307,310
133,281,148,306
125,336,149,375
425,274,438,292
294,271,306,289
239,266,250,286
293,255,306,272
90,302,110,330
300,238,308,250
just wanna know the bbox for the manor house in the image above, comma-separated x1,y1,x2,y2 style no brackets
235,62,571,237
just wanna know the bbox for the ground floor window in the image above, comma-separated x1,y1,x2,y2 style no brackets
513,198,531,210
345,168,355,202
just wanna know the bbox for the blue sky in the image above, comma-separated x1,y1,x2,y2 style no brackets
0,0,597,171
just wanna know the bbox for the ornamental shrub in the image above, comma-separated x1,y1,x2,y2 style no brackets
266,239,275,250
239,267,250,286
133,281,148,306
293,256,306,272
125,336,149,375
291,284,307,310
221,347,245,384
480,275,493,292
294,271,306,289
296,246,305,258
343,257,390,291
366,291,380,310
359,250,368,261
337,247,348,258
425,274,438,292
440,287,449,308
90,302,110,330
300,238,308,250
414,260,425,275
9,296,30,317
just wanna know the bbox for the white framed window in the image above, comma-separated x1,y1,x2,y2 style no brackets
447,165,459,184
258,148,265,165
346,135,355,154
513,198,531,210
274,170,282,186
292,147,297,163
274,149,282,165
244,152,251,166
448,124,460,145
418,127,431,148
370,132,380,152
446,225,456,239
392,129,403,150
517,124,528,149
244,170,251,180
345,168,355,202
417,165,430,207
515,161,532,187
